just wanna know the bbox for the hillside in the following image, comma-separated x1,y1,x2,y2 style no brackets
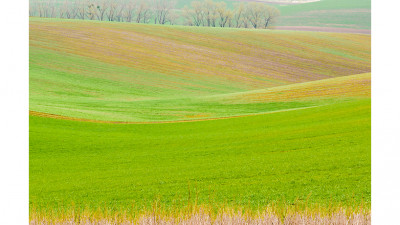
30,17,370,122
31,72,370,122
276,0,371,29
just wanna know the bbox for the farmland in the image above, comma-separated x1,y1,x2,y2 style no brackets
30,17,370,122
30,98,370,208
29,17,371,223
276,0,371,29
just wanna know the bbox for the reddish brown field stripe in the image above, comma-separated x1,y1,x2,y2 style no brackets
29,111,119,123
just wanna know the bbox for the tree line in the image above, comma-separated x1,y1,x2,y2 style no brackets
29,0,280,29
183,1,279,28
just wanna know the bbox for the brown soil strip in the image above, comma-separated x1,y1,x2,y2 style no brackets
274,26,371,34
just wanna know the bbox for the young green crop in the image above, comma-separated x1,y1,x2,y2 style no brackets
30,98,370,212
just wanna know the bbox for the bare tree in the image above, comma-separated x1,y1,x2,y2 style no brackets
87,2,97,20
182,6,194,26
203,0,217,27
153,0,176,25
94,0,108,21
123,0,137,22
76,0,87,19
59,1,66,18
136,0,151,23
115,2,126,22
29,1,37,17
48,0,57,18
246,2,265,29
59,0,72,19
262,5,280,28
106,0,118,21
190,1,205,26
233,3,245,28
216,2,232,28
69,5,78,19
166,9,179,25
64,0,77,19
142,8,152,23
37,1,49,18
242,16,250,28
227,15,234,28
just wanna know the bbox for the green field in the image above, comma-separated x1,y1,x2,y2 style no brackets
29,17,371,220
30,98,370,210
276,0,371,29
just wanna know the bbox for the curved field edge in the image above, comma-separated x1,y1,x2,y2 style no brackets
30,73,370,122
30,98,371,212
29,106,319,124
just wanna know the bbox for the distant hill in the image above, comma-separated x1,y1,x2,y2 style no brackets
275,0,371,29
175,0,370,29
31,0,370,30
176,0,370,30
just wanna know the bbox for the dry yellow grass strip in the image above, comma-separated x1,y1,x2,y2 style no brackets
30,210,370,225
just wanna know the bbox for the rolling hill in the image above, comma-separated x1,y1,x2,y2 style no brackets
276,0,371,29
30,17,370,122
29,17,371,222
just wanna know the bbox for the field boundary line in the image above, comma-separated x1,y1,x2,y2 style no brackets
29,106,321,124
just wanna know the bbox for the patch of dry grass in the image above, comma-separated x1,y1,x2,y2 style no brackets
30,201,371,225
30,207,370,225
